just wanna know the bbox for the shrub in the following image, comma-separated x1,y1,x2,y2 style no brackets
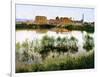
42,51,94,71
39,35,55,58
16,51,94,73
83,34,94,51
68,36,78,53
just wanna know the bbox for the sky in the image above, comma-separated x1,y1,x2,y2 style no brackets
16,4,95,22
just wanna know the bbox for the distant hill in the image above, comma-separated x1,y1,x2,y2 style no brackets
16,18,32,22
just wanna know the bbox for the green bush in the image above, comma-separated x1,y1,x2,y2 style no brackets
16,51,94,73
42,51,94,71
16,34,94,73
83,34,94,51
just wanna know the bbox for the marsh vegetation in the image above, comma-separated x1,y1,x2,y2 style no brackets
16,32,94,73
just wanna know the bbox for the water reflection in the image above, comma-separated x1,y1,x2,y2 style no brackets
16,30,94,52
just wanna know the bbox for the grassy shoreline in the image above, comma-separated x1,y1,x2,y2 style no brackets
16,23,94,33
16,34,94,73
16,51,94,73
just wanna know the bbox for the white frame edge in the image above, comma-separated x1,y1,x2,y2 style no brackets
11,0,96,77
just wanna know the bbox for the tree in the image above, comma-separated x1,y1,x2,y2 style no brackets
56,16,59,20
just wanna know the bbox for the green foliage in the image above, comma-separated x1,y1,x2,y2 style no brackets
16,62,32,73
16,35,79,60
16,51,94,73
83,34,94,51
39,35,78,58
68,37,78,53
43,51,94,71
40,35,55,58
16,22,94,33
16,42,21,51
83,23,94,33
41,35,55,47
16,23,56,30
55,37,69,53
64,23,94,33
15,34,94,73
16,42,21,61
34,40,41,53
22,39,29,51
32,64,44,72
16,23,36,30
22,50,30,62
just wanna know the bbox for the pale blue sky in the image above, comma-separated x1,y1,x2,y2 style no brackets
16,4,94,22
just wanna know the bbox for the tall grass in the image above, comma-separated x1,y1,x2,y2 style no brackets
16,51,94,73
16,34,94,73
43,51,94,71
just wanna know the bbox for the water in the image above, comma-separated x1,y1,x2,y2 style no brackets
16,30,94,52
